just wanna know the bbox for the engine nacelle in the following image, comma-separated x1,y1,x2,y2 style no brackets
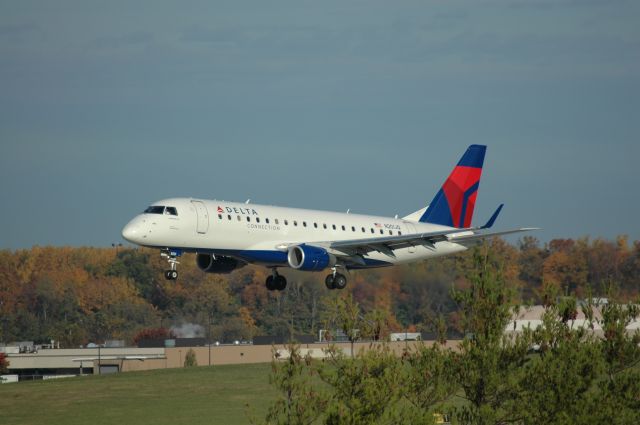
287,245,336,271
196,253,242,274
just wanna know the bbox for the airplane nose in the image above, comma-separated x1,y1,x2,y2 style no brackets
122,221,141,243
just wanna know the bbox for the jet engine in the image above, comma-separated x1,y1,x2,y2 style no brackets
287,245,336,271
196,253,242,274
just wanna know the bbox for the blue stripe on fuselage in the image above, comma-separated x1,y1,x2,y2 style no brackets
158,247,393,270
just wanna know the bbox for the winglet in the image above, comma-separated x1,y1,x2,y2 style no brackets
480,204,503,229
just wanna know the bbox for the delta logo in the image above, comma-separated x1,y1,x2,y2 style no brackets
217,205,259,215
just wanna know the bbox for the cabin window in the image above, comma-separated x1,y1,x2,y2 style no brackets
284,220,288,225
256,217,260,223
398,231,402,235
380,229,384,234
165,207,178,216
265,218,270,224
342,225,346,231
144,206,165,214
227,215,232,220
237,215,241,221
275,219,279,225
293,220,298,226
323,223,327,229
332,224,336,230
389,230,392,235
370,228,374,233
218,214,223,219
361,227,365,233
303,221,307,227
313,223,318,228
246,216,251,222
351,226,356,232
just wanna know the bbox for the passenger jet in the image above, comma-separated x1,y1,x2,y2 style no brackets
122,145,535,290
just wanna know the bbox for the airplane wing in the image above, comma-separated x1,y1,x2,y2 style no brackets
325,226,538,259
310,204,537,263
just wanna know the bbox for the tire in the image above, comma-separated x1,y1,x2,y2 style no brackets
275,275,287,291
164,271,172,280
266,275,275,291
333,273,347,290
325,274,335,290
170,270,178,280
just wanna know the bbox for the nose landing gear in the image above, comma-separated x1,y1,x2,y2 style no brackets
266,268,287,291
161,248,181,280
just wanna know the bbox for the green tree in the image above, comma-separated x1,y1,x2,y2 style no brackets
319,344,404,425
514,301,603,424
263,344,326,425
449,247,531,425
398,343,456,424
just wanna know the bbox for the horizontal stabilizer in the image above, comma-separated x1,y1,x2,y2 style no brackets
448,228,541,246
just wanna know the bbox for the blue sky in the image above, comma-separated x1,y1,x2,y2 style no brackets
1,1,639,248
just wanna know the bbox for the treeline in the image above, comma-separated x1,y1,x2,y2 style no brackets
263,251,640,424
0,236,639,346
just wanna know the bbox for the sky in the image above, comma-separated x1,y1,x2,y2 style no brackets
1,0,639,249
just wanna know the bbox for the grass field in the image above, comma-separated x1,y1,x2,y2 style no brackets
0,363,275,425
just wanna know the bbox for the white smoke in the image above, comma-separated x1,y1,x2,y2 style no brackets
171,323,205,338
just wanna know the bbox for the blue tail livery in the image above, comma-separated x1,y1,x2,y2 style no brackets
420,145,486,228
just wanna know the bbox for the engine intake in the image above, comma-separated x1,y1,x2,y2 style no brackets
196,253,241,274
287,245,335,271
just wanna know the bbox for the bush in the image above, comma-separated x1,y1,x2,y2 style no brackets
0,352,9,374
184,348,197,367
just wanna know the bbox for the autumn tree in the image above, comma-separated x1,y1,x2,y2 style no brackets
0,352,9,374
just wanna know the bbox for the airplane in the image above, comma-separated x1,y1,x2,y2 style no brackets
121,145,536,290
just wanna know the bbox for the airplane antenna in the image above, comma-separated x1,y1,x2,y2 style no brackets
346,209,350,214
394,214,398,219
245,199,251,204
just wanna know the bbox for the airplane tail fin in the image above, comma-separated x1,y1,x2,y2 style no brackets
419,145,486,228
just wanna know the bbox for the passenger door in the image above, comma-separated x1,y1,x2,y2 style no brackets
191,201,209,234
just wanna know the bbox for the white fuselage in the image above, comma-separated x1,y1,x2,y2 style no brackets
122,197,467,269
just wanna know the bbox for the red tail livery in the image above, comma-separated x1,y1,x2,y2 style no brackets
420,145,486,228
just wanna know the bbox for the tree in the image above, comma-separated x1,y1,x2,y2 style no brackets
132,328,175,345
449,247,532,425
0,352,9,374
514,300,603,424
399,343,457,424
318,344,404,425
263,344,326,425
184,348,197,367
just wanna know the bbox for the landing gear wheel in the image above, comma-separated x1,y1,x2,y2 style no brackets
161,249,181,281
325,274,336,290
266,275,276,291
333,273,347,290
274,275,287,291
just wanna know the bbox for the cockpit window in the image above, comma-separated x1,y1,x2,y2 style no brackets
165,207,178,216
144,206,165,214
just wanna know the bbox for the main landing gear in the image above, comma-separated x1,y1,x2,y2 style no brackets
266,268,287,291
161,248,181,280
325,267,347,290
